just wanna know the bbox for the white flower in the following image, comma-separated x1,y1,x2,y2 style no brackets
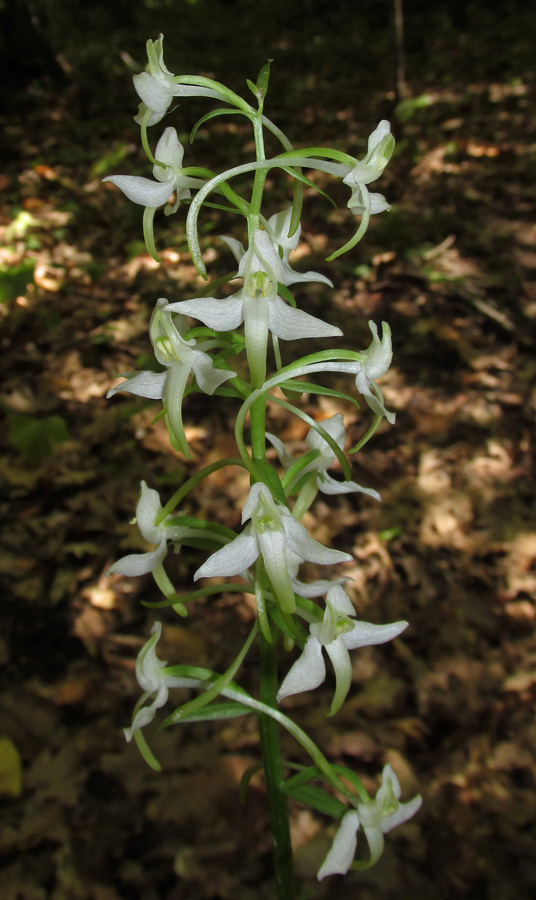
352,321,395,423
103,127,194,212
277,584,407,715
124,622,197,741
110,481,196,577
107,299,233,456
225,207,334,288
343,120,395,218
166,226,341,386
267,413,381,498
317,764,422,879
194,483,352,613
133,34,223,126
286,549,349,598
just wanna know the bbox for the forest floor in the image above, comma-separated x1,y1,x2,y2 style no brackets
1,5,536,899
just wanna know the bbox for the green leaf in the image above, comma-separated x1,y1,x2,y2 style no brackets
277,379,360,410
175,701,252,723
256,60,272,98
8,414,70,465
284,783,347,818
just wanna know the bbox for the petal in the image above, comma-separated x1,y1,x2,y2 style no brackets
382,795,422,833
257,528,297,613
219,234,245,264
324,638,353,715
317,811,360,880
154,127,184,169
306,414,345,457
166,295,244,331
136,481,164,543
244,290,269,386
325,584,355,617
136,622,166,691
277,636,326,701
194,531,259,580
163,361,190,455
361,825,385,867
191,350,233,395
283,515,352,566
133,71,173,113
267,207,299,254
369,192,391,215
109,539,167,577
367,120,391,156
269,296,342,341
103,174,173,208
280,259,334,288
265,432,295,469
318,472,382,499
342,619,408,651
241,482,269,524
107,370,167,400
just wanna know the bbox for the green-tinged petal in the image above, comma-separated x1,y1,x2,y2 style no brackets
163,360,191,457
324,638,353,716
257,527,296,612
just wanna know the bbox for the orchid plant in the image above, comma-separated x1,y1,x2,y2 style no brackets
105,35,420,897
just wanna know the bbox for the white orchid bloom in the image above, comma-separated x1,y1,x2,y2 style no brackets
223,207,333,288
318,764,422,879
103,128,194,212
278,584,407,715
267,413,381,498
124,622,198,741
352,321,395,423
133,34,223,126
167,227,341,386
107,299,233,457
343,120,395,218
194,483,352,613
110,481,198,577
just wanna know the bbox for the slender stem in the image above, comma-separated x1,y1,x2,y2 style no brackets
258,625,296,899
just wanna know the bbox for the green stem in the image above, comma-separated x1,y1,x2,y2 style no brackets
258,626,296,899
